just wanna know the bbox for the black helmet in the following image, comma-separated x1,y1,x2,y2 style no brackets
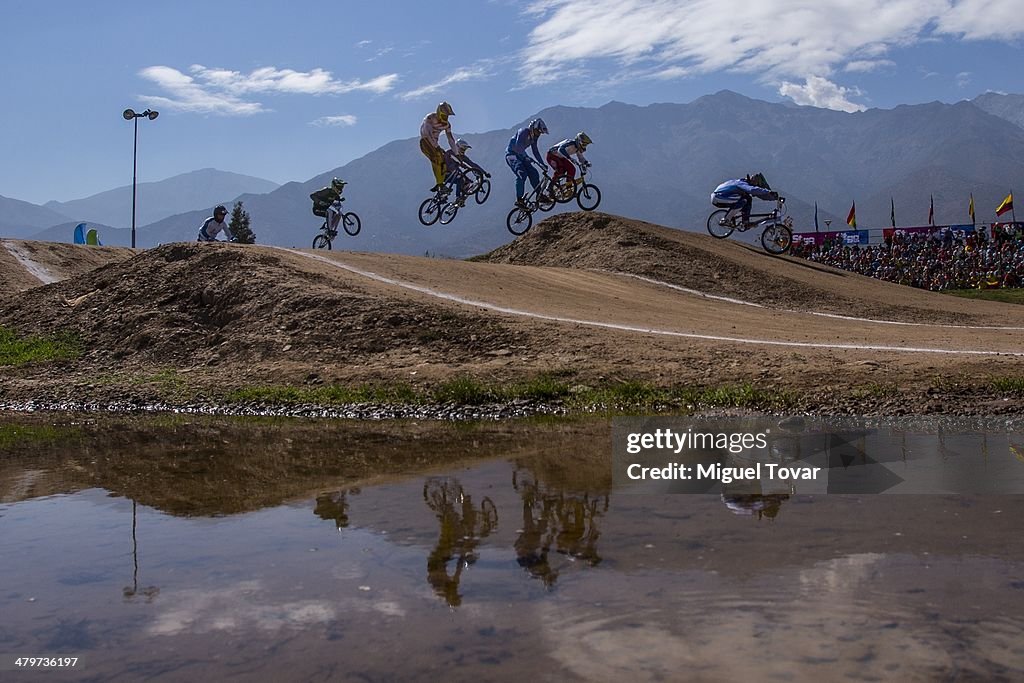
214,205,227,216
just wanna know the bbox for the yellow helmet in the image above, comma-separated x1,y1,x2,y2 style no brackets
437,101,454,123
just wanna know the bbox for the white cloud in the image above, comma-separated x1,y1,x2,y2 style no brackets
956,71,972,88
399,64,493,100
138,65,398,116
311,115,358,127
519,0,1024,111
844,59,896,73
779,76,866,113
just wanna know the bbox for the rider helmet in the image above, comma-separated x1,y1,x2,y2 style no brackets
575,131,592,149
437,101,454,123
455,138,471,152
529,118,548,135
214,205,227,218
331,177,347,192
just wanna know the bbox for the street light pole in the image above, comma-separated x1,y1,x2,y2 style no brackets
122,108,159,249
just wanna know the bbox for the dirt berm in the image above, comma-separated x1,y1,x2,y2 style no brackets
2,213,1024,414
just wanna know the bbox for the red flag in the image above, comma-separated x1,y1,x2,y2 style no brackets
846,201,857,228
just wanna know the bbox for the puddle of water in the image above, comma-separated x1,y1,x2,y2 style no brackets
1,415,1023,681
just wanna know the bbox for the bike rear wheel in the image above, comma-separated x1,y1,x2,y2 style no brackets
312,234,332,250
439,202,459,225
707,209,734,238
475,178,491,204
761,223,793,255
342,212,361,236
418,197,441,226
506,206,533,236
577,183,601,211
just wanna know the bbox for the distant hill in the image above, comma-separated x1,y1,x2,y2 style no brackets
0,195,71,239
43,168,279,229
973,92,1024,130
128,92,1024,254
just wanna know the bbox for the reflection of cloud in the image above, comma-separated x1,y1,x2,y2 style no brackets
148,581,335,636
519,0,1024,111
139,65,398,116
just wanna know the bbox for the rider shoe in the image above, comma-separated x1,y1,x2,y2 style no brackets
431,183,441,192
515,198,528,210
454,197,466,207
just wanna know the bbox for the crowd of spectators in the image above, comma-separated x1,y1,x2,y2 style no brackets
791,223,1024,291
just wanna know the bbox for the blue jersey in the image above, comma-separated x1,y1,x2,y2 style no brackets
713,178,775,202
505,128,544,166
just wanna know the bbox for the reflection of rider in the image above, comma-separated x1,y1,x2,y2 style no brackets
444,139,489,207
313,487,360,529
420,101,457,191
309,178,347,231
546,132,592,188
711,173,778,226
506,118,548,209
720,492,790,520
512,469,606,588
423,477,497,607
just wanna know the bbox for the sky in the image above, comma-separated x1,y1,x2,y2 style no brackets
3,0,1024,205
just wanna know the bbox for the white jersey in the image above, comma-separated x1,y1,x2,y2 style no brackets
198,216,232,241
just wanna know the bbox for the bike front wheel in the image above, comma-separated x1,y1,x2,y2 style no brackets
312,234,332,250
342,212,361,236
439,202,459,225
761,223,793,255
707,210,734,238
577,183,601,211
418,197,441,226
475,178,491,204
506,206,533,236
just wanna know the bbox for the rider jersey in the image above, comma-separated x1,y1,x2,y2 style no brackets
550,139,588,165
712,178,775,202
443,149,485,175
420,113,456,150
198,216,233,241
505,128,544,165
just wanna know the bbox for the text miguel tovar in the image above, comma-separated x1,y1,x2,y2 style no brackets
626,462,822,483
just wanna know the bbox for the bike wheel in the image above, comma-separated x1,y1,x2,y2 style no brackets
707,210,734,238
418,197,441,226
506,206,533,236
576,183,601,211
439,202,459,225
761,223,793,255
342,212,361,236
475,178,491,204
312,234,332,250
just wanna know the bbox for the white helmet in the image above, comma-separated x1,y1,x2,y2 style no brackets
529,118,548,134
455,138,471,152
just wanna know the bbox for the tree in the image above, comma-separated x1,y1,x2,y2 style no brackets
228,201,256,244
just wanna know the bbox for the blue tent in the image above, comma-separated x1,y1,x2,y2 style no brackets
73,223,86,244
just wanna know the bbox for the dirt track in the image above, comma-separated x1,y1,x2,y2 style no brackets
2,213,1024,413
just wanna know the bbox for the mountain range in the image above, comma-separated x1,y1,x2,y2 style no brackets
5,91,1023,254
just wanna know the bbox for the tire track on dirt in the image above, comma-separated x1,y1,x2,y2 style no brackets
280,248,1024,357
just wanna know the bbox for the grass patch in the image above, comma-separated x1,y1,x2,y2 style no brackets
0,327,81,366
227,377,795,414
944,288,1024,305
991,376,1024,395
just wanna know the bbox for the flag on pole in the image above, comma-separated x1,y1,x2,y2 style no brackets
969,193,975,225
846,201,857,228
890,197,896,228
928,194,934,226
814,202,819,232
996,192,1014,216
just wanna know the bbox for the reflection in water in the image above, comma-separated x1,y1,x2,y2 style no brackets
720,493,791,520
122,499,160,603
512,467,608,587
314,487,361,530
422,477,498,607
